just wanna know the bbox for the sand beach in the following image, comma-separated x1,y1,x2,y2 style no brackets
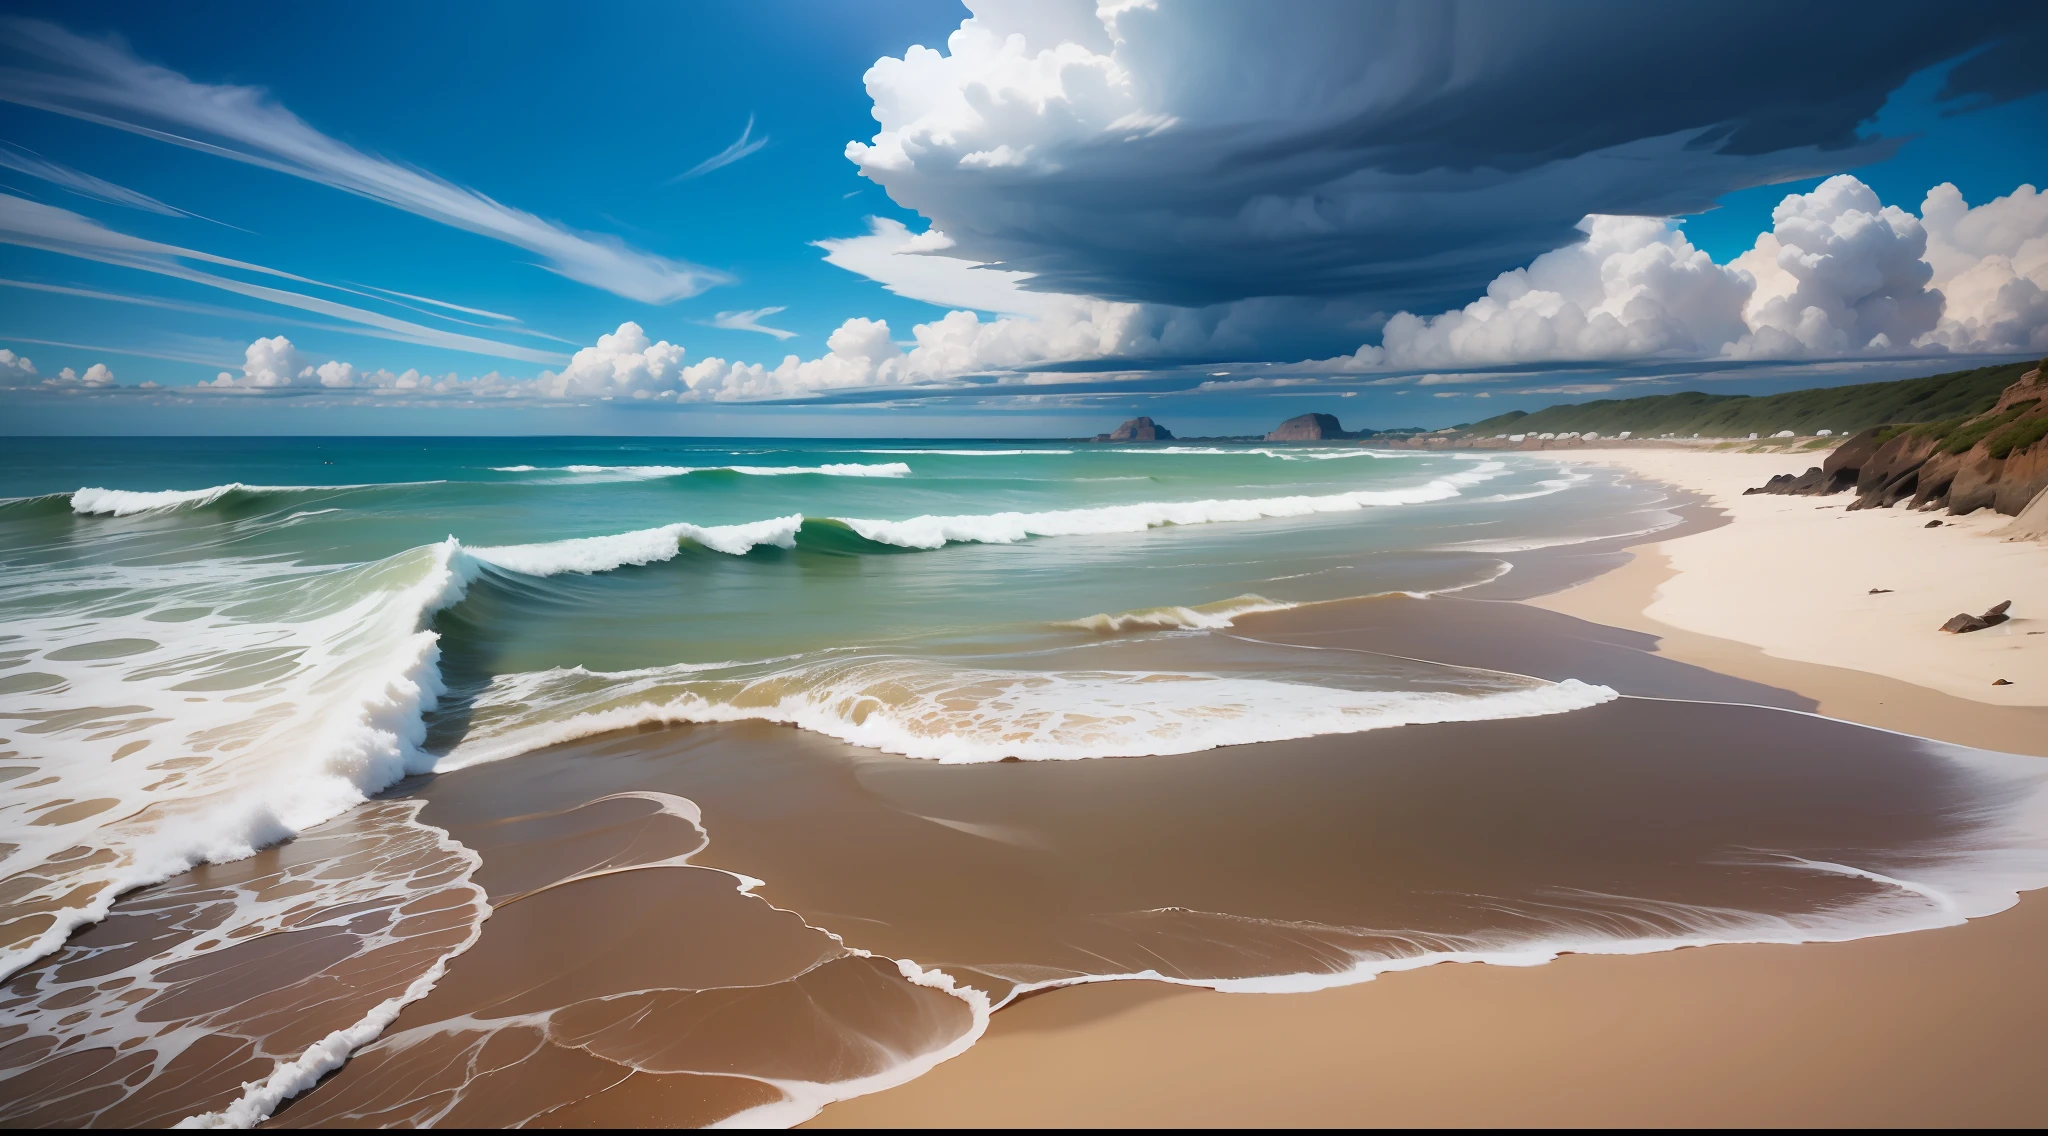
8,440,2048,1128
11,5,2048,1127
807,447,2048,1129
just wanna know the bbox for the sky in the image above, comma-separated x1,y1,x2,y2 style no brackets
2,0,2045,437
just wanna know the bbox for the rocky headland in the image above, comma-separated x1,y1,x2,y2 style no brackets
1749,362,2048,519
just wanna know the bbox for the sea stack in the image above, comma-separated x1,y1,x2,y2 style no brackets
1265,413,1353,441
1095,416,1174,442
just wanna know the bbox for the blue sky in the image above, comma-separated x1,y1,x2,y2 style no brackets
2,1,2045,436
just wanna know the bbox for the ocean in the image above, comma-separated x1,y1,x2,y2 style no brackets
4,436,2045,1127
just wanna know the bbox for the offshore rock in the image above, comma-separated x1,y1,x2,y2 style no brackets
1265,413,1353,441
1094,416,1174,442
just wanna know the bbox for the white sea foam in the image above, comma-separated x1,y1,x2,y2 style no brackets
838,462,1505,549
439,648,1616,769
489,462,909,478
71,483,249,514
1107,446,1390,460
1,801,486,1130
1062,594,1298,633
717,957,993,1129
0,540,480,983
468,513,802,576
855,448,1074,456
69,481,442,516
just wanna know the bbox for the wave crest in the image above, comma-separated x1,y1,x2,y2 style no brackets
1063,594,1297,633
490,462,909,479
441,648,1617,768
840,463,1504,549
468,514,803,576
68,481,440,518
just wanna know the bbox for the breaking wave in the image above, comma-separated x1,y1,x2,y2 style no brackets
837,462,1504,548
438,650,1621,769
489,462,909,479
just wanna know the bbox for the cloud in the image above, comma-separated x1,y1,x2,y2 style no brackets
0,346,121,388
814,214,1390,360
1190,375,1321,390
0,140,200,219
0,194,567,363
1724,175,1941,357
1511,383,1621,395
669,114,769,182
1342,214,1751,369
184,317,1099,403
348,284,519,323
1309,175,2034,371
0,18,730,303
205,334,508,394
69,175,2048,407
706,306,798,340
0,332,237,367
1916,182,2048,352
847,1,2046,309
52,362,113,386
815,216,1057,317
0,347,36,385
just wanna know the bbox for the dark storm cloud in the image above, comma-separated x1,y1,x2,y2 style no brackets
851,0,2048,310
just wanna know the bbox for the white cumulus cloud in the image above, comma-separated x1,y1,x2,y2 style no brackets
1917,182,2048,352
0,347,39,385
1314,175,2044,373
1726,175,1940,357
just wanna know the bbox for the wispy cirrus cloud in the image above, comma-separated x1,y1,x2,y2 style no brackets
705,305,797,340
669,114,767,183
0,18,731,304
0,194,567,364
347,283,519,323
0,140,211,221
0,333,238,368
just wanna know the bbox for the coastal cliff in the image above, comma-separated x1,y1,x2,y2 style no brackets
1750,362,2048,517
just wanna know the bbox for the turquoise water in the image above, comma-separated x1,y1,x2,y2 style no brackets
13,436,2048,1127
0,434,1656,1033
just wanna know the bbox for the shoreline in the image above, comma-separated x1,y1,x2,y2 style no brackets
1536,449,2048,720
21,448,2046,1127
809,449,2048,1128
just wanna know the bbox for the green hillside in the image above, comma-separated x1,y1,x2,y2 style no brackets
1458,360,2035,439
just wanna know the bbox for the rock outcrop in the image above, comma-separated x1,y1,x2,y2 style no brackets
1941,600,2012,634
1094,416,1173,442
1747,362,2048,517
1264,413,1353,441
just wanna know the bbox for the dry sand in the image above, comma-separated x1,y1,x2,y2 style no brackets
1540,448,2048,707
810,449,2048,1129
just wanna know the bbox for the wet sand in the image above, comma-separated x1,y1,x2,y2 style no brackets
807,895,2048,1127
806,468,2048,1129
265,590,2048,1127
14,467,2048,1127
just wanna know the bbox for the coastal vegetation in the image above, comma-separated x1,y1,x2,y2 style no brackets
1458,360,2035,440
1749,360,2048,516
